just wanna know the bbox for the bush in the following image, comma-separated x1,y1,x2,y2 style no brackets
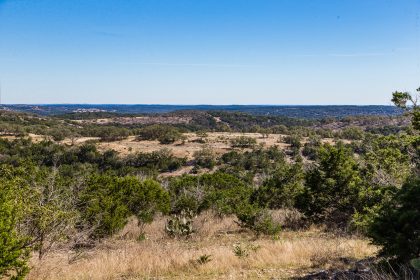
340,126,365,140
302,135,321,160
0,167,30,279
204,185,253,216
158,129,184,144
367,178,420,262
283,134,302,148
230,136,257,149
137,125,185,144
193,147,217,169
296,144,364,228
284,134,302,157
252,163,304,209
235,204,281,236
79,174,170,238
169,173,249,215
125,149,186,172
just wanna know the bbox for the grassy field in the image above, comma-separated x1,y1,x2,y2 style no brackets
27,212,376,280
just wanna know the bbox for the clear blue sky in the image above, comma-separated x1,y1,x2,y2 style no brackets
0,0,419,105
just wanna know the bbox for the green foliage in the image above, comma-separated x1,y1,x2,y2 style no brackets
367,178,420,262
391,88,420,130
121,178,170,225
220,145,286,182
93,126,130,142
125,149,186,173
230,136,257,149
340,126,365,140
361,134,414,187
1,163,77,261
284,134,302,157
235,204,281,236
204,185,253,216
252,163,304,209
284,134,302,148
302,135,322,160
78,174,129,238
352,184,398,233
23,168,77,259
137,125,185,144
232,242,260,258
297,144,363,227
193,146,217,169
169,173,249,215
0,166,30,279
79,174,169,238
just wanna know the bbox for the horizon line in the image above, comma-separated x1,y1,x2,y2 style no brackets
0,103,397,107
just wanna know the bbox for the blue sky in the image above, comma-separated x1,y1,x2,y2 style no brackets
0,0,419,105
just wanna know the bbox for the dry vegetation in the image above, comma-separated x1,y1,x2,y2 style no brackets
62,132,340,159
0,132,343,160
27,212,377,280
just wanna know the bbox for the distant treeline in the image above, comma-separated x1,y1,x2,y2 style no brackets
2,104,403,118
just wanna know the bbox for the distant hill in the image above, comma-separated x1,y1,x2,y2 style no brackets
0,104,402,119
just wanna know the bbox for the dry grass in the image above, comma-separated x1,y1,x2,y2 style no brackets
96,133,290,159
0,132,343,161
92,132,344,159
28,212,377,280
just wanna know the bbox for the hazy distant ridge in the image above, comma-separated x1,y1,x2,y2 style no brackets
1,104,402,119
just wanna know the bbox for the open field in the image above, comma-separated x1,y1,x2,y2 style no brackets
1,132,339,159
97,133,292,158
64,132,339,159
27,212,377,280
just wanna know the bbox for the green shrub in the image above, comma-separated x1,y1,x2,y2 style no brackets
302,135,322,160
125,149,186,172
367,178,420,262
204,185,253,216
193,147,217,169
283,134,302,148
169,173,248,215
340,126,365,140
232,242,260,258
230,136,257,149
158,129,184,144
296,143,364,227
79,174,170,238
0,167,30,279
252,163,304,209
137,125,185,144
235,204,281,236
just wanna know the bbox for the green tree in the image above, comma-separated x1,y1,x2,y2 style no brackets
193,146,217,170
79,174,169,238
391,87,420,130
230,136,257,149
297,143,363,227
367,178,420,262
252,162,304,209
0,166,30,279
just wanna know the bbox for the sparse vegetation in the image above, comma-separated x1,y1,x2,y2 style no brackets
0,89,418,279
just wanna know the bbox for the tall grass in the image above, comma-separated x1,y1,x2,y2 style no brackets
28,212,377,280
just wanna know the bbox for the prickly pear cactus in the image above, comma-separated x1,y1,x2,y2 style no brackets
165,210,194,237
